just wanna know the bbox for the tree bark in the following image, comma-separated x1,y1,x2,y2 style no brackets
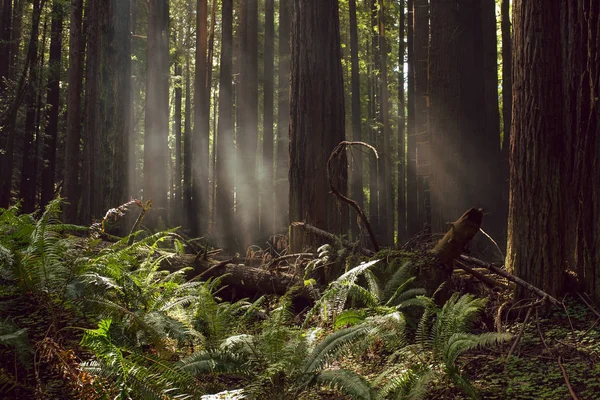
63,0,84,222
191,0,209,237
348,0,363,240
215,0,235,250
274,0,291,234
237,0,259,249
508,0,565,299
19,0,43,214
260,0,275,238
40,0,65,208
289,0,348,259
413,0,429,233
144,0,170,227
405,0,418,237
397,0,407,243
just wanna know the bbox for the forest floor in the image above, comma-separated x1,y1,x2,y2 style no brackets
1,203,600,399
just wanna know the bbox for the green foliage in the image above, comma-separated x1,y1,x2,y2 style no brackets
377,293,511,399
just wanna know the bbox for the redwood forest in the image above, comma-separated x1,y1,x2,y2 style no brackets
0,0,599,399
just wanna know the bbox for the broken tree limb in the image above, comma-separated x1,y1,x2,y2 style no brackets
327,141,380,252
291,222,375,256
460,254,561,307
431,208,484,266
455,260,509,289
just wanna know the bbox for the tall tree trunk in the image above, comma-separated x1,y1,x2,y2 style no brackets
40,0,65,208
406,0,418,236
274,0,290,233
82,0,102,222
368,0,379,238
480,0,503,245
144,0,170,227
500,0,512,239
349,0,363,240
561,0,600,300
183,55,193,230
173,62,183,225
377,0,393,245
237,0,259,249
429,0,461,233
19,0,43,214
215,0,235,250
508,0,565,299
289,0,348,263
413,0,429,233
63,0,84,222
397,0,406,242
260,0,275,238
191,0,209,236
105,0,132,212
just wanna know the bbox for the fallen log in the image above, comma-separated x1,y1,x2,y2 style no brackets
161,253,314,303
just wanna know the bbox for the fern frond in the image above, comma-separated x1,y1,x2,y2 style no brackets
302,324,371,373
314,369,374,400
444,332,511,370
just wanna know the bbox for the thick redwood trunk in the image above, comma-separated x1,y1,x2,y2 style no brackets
289,0,348,258
508,0,565,299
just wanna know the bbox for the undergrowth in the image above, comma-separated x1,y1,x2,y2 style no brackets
0,201,598,399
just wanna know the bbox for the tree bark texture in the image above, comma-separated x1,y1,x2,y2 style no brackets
349,0,363,240
260,0,275,238
144,0,170,228
40,0,65,208
215,0,235,250
508,0,565,299
406,0,419,237
63,0,84,223
397,0,407,242
192,0,209,236
413,0,429,233
274,0,291,234
236,0,259,249
289,0,348,254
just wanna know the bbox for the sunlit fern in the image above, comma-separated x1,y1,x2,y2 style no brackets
376,293,511,399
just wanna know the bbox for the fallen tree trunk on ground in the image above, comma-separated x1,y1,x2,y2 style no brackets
161,253,314,303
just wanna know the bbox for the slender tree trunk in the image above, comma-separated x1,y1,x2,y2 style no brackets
191,0,209,236
274,0,290,233
413,0,429,233
40,0,65,208
289,0,348,261
63,0,84,222
237,0,259,249
260,0,275,238
397,0,406,242
508,0,565,299
215,0,235,250
144,0,170,227
173,62,183,224
500,0,512,236
406,0,418,236
82,0,102,222
349,0,363,240
183,56,193,230
368,0,379,238
378,0,393,245
19,0,43,214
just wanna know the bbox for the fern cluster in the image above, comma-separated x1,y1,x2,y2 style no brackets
0,201,511,399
